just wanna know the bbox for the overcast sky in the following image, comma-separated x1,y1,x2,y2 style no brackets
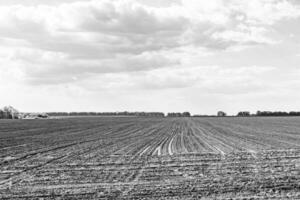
0,0,300,114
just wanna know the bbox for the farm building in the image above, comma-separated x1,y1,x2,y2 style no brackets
0,106,19,119
23,113,49,119
0,106,49,119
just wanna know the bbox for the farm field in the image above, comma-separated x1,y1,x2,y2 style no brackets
0,117,300,199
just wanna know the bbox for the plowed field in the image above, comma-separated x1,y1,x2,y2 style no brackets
1,117,300,199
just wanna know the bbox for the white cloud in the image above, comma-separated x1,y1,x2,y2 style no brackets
234,0,300,25
0,0,300,113
0,0,298,77
212,26,276,45
70,65,275,94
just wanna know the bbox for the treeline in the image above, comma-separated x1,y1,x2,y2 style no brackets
167,112,191,117
237,111,250,116
47,112,193,117
192,115,216,117
236,111,300,117
3,105,300,119
193,111,300,117
47,112,165,117
256,111,300,116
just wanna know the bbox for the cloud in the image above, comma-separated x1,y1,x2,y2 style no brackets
232,0,300,25
1,48,179,84
70,65,276,95
0,0,299,87
211,26,276,46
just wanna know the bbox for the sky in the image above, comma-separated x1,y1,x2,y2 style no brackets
0,0,300,115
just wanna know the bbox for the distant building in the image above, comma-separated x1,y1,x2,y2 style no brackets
23,113,49,119
0,105,50,119
217,111,226,117
0,106,19,119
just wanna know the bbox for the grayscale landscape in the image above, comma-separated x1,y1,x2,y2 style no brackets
0,0,300,199
1,115,300,199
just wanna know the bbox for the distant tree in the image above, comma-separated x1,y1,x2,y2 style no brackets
289,111,300,116
217,111,226,117
167,112,191,117
167,113,180,117
47,112,69,116
47,111,165,117
237,111,250,117
0,109,4,119
256,110,299,117
192,114,212,117
182,112,191,117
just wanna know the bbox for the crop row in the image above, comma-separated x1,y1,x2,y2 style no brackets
1,150,299,199
1,117,300,199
